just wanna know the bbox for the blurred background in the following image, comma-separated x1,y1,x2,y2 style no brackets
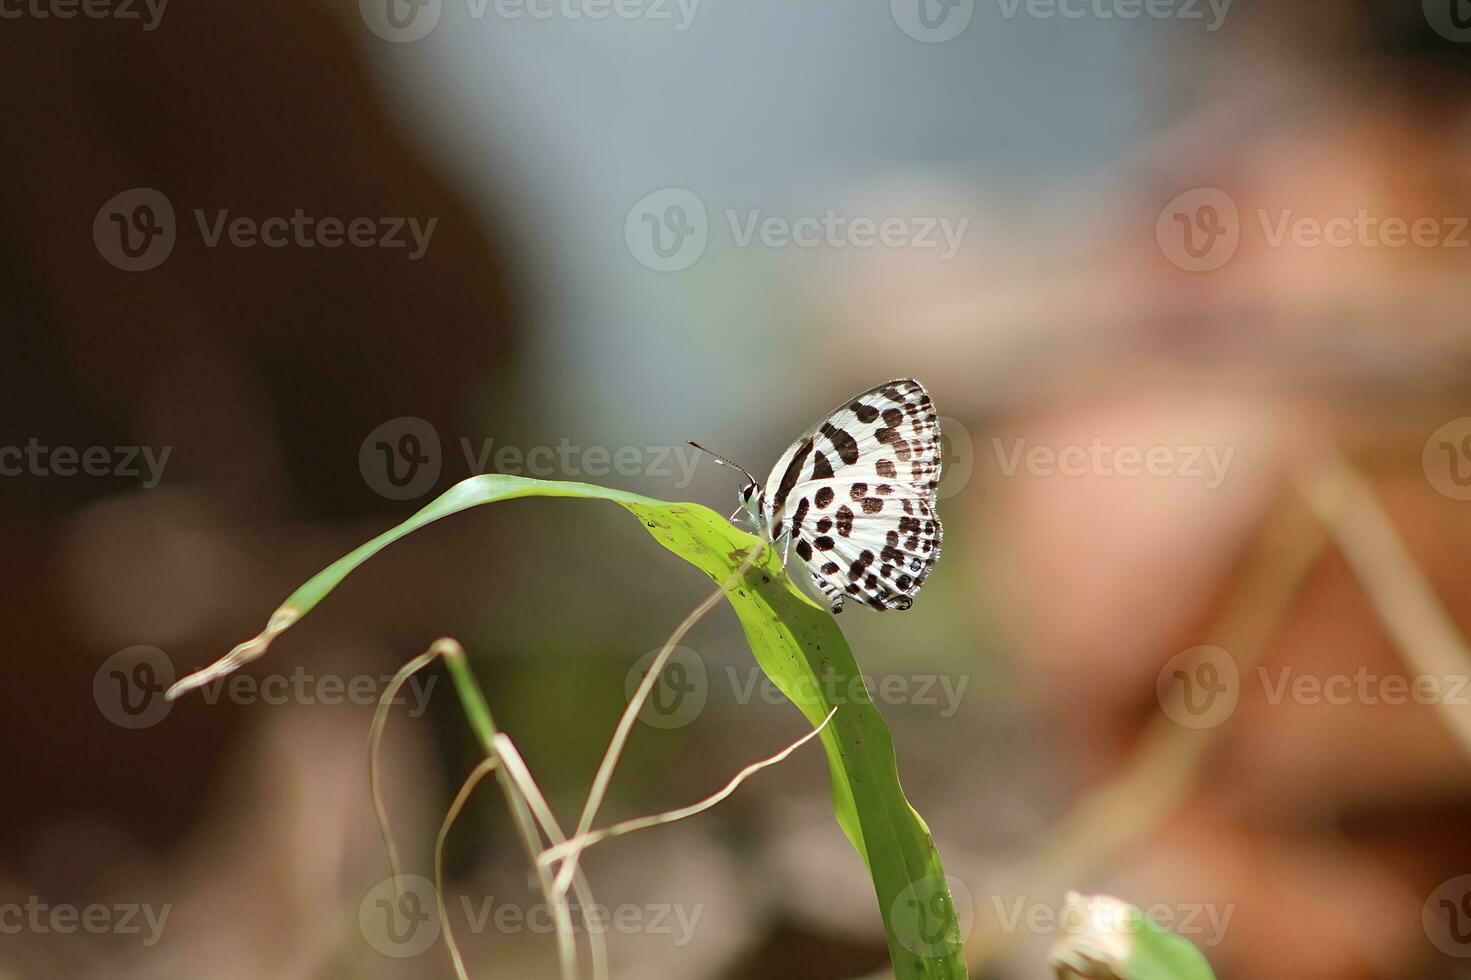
4,0,1471,976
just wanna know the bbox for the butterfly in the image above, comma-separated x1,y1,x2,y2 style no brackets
691,378,942,613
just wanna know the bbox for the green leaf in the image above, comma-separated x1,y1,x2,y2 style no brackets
173,474,968,980
1050,893,1218,980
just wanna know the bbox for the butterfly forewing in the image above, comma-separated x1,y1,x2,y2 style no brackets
762,378,942,612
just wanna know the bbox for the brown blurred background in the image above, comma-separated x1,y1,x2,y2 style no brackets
3,0,1471,977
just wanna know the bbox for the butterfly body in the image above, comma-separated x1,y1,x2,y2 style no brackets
733,378,943,614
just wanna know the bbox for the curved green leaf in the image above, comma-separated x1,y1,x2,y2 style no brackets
170,474,967,979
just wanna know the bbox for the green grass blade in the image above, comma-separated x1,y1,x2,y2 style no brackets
173,473,967,979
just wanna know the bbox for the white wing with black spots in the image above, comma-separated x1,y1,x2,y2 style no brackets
757,378,942,613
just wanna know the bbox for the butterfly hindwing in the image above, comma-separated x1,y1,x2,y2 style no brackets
805,495,942,611
762,378,942,612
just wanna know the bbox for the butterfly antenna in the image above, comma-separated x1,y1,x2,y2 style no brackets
687,440,758,485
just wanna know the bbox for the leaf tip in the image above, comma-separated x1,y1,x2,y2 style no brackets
165,606,301,701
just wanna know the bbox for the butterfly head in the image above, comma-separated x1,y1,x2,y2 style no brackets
738,480,763,524
687,441,765,531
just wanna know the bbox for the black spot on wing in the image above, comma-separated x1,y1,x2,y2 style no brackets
835,505,854,537
810,451,834,481
814,486,834,508
789,497,810,538
850,401,879,423
876,427,912,461
819,422,860,465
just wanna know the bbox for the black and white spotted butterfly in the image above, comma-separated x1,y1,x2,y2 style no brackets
691,378,942,614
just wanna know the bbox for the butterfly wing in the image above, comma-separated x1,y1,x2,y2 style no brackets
762,378,942,612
